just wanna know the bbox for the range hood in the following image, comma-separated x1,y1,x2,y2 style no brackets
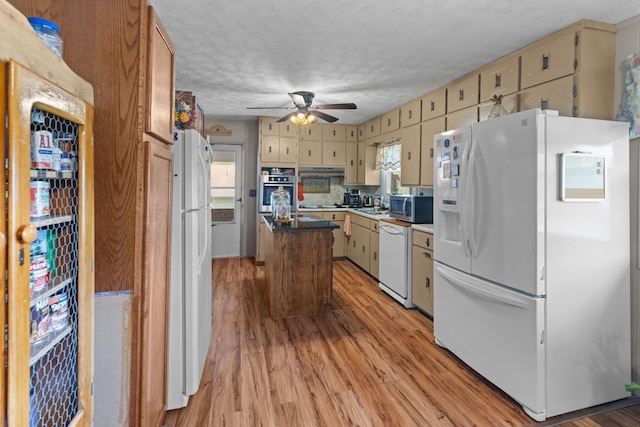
298,166,345,177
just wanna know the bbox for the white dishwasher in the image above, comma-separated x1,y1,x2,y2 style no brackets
379,220,414,308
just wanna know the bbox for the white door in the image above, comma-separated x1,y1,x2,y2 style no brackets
211,144,242,258
468,110,545,296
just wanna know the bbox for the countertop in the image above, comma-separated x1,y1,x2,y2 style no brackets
297,207,391,220
263,214,341,232
411,224,434,234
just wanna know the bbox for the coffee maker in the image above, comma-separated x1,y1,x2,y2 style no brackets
348,189,361,207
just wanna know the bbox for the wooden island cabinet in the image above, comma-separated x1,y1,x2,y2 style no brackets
263,215,339,319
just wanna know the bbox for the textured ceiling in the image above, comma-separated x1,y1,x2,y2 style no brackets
147,0,640,125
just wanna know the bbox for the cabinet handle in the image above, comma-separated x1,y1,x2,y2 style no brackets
373,251,377,260
359,159,363,166
17,224,37,244
459,89,464,101
350,160,354,166
333,130,336,136
286,124,291,132
387,118,391,126
408,110,413,119
332,214,336,219
308,149,312,156
426,277,430,289
269,123,273,131
542,54,549,70
540,98,548,110
495,73,501,88
370,125,374,132
426,237,430,247
407,151,412,160
430,101,435,111
286,147,289,154
333,150,336,157
350,130,354,138
353,241,356,248
362,245,365,253
430,148,434,158
269,146,272,153
422,251,432,259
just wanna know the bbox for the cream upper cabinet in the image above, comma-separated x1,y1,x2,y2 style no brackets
345,142,358,184
519,75,575,117
298,140,323,165
520,30,575,90
421,87,447,121
260,116,281,136
380,108,400,134
447,73,479,113
420,117,445,187
400,123,421,187
447,105,478,130
365,117,381,139
357,140,380,186
322,141,346,166
479,55,519,102
345,125,358,141
279,121,299,137
299,123,322,140
357,123,366,141
401,98,422,127
479,93,520,122
323,124,346,141
260,135,297,163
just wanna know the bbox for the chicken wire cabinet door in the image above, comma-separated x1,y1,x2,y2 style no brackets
6,61,94,427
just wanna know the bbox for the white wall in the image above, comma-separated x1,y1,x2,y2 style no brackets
93,291,132,426
614,14,640,391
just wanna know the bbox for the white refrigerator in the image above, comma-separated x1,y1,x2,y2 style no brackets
167,129,213,409
433,109,630,421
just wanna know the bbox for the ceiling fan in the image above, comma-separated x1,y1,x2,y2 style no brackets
247,91,357,125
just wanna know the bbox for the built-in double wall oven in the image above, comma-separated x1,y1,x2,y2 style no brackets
258,167,297,213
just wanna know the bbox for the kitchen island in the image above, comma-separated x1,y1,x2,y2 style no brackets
263,214,340,319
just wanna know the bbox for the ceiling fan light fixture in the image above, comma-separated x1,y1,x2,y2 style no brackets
289,111,317,126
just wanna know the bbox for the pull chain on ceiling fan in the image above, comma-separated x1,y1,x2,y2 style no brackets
247,91,357,126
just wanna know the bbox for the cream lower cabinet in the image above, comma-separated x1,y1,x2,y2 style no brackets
347,221,370,271
369,221,380,279
256,218,267,263
317,211,346,258
412,230,434,317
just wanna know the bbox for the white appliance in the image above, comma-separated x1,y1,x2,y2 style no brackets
379,220,414,308
167,129,213,409
433,109,630,421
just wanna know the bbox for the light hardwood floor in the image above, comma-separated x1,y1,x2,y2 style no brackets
163,258,640,427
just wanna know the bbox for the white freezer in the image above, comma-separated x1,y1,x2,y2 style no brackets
434,262,545,419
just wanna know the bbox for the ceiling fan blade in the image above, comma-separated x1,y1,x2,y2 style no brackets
312,103,357,110
246,106,294,110
311,111,339,123
276,112,297,123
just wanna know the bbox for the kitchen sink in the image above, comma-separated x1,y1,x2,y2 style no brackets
355,208,387,215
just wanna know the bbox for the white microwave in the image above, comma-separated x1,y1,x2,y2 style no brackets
389,195,433,223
